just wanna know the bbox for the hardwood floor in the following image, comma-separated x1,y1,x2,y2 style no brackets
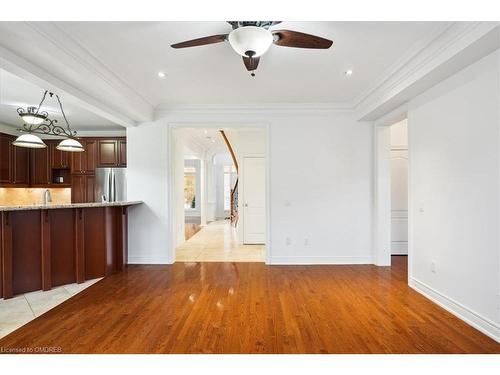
0,256,499,353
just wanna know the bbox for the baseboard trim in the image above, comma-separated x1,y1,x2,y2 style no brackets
269,255,374,265
127,255,172,265
409,277,500,343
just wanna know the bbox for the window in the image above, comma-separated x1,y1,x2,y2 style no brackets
184,166,196,210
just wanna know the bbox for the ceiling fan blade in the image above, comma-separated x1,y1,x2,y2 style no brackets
272,30,333,49
242,56,260,71
171,34,227,49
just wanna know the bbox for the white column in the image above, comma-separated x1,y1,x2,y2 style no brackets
373,125,392,266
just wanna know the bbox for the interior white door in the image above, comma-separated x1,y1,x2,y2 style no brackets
390,149,408,254
243,157,266,244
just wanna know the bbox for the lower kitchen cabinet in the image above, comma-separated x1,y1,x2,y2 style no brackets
0,205,130,298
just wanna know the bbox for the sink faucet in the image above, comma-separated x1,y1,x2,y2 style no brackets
43,189,52,205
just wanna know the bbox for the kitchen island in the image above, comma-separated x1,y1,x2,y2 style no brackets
0,201,141,299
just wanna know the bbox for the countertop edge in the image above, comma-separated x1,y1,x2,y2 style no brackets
0,201,143,212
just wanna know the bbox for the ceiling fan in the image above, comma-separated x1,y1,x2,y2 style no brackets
171,21,333,76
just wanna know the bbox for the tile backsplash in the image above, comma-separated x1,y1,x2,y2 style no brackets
0,188,71,206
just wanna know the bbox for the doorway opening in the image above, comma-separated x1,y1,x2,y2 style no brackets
171,126,267,262
389,119,408,261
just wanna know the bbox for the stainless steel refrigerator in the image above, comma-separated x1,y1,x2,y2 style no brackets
94,168,127,202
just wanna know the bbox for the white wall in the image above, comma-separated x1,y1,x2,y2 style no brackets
269,113,373,264
127,110,374,266
172,132,185,248
206,153,216,222
127,121,171,264
408,50,500,341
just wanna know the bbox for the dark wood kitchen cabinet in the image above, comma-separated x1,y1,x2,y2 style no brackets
0,204,134,299
48,141,69,169
1,133,125,191
70,139,97,174
12,146,30,185
85,139,97,173
71,174,95,203
86,174,95,203
118,139,127,167
97,140,118,167
30,147,51,185
1,133,33,186
71,175,85,203
0,133,13,183
97,138,126,168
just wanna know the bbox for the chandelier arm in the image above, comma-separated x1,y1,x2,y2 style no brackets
35,90,49,115
55,94,76,136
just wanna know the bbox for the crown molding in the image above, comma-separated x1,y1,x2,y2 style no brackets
155,102,354,118
0,43,135,128
0,22,152,126
24,22,153,121
39,23,153,107
1,22,497,127
351,22,454,109
354,21,500,120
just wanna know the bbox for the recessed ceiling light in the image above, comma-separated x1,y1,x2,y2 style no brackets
345,69,353,76
158,71,166,78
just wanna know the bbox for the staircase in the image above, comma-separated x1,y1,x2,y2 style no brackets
220,130,239,227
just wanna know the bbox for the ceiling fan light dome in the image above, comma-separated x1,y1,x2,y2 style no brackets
12,133,47,149
228,26,273,57
56,138,84,152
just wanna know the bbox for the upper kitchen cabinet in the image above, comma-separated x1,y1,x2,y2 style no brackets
48,140,69,169
85,139,97,173
97,139,118,167
0,133,30,186
0,133,12,183
71,139,97,174
97,138,126,167
30,147,51,185
118,139,127,167
12,145,30,185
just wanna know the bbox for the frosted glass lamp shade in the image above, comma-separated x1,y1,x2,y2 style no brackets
56,138,84,152
12,133,47,148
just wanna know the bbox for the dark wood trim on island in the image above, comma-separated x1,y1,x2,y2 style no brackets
0,202,140,299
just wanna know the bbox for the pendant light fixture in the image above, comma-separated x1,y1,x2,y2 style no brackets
12,133,47,148
14,90,84,152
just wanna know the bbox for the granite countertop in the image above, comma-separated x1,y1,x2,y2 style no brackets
0,201,143,211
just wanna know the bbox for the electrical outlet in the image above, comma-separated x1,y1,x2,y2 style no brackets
431,261,436,273
286,237,292,246
419,201,425,213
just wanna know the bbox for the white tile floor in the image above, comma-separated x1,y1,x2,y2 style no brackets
0,278,101,339
176,220,265,262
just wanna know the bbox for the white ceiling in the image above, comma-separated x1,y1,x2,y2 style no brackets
0,69,122,131
179,128,229,156
55,21,451,107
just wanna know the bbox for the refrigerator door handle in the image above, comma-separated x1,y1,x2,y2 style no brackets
107,169,113,202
